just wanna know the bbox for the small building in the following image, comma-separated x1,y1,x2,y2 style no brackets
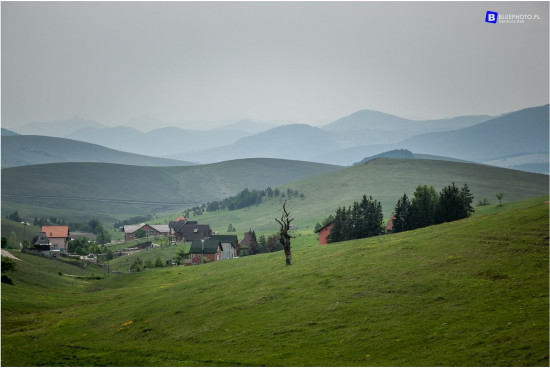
210,235,239,260
316,223,333,246
239,232,254,256
41,226,70,254
123,223,170,241
189,239,222,265
31,232,59,259
188,235,239,265
385,214,396,233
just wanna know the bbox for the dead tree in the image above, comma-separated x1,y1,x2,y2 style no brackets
275,202,294,265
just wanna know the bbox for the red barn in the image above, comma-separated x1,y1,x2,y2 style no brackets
316,223,333,245
385,214,396,233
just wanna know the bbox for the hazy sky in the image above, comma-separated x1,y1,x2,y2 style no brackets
1,1,548,129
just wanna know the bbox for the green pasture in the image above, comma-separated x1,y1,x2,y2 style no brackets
169,158,549,233
2,196,548,366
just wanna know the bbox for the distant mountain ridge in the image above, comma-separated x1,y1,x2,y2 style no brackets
1,128,19,136
1,135,193,168
11,117,107,137
172,124,351,163
313,104,549,173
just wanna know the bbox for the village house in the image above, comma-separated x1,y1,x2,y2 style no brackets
385,214,396,233
31,232,60,259
41,226,70,254
187,234,239,265
316,222,333,245
123,223,170,241
211,234,239,260
169,218,212,242
239,231,254,256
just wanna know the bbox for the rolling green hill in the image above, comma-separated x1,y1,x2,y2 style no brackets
1,135,193,168
179,158,549,232
1,158,342,222
1,197,548,366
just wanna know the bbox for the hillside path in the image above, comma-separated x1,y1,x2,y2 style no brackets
1,249,21,261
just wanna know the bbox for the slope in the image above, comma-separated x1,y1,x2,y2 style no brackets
67,125,250,157
323,109,493,132
10,117,106,136
183,158,549,232
1,197,548,366
314,104,549,168
1,135,192,168
172,124,350,164
0,158,342,222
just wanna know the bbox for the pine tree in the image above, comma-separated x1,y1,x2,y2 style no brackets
393,193,411,233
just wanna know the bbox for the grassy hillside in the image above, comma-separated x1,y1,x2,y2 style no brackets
1,197,548,366
0,218,42,244
1,158,342,222
1,135,192,168
178,158,549,232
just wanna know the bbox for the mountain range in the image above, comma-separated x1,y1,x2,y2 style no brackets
1,135,192,168
2,104,548,173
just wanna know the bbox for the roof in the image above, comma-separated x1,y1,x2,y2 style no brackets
189,239,221,254
180,224,212,241
150,224,169,233
315,222,333,233
124,223,169,234
240,232,254,248
174,216,186,222
41,226,69,238
210,234,238,245
124,223,145,233
33,232,50,246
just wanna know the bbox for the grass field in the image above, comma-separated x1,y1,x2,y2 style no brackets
0,158,342,222
2,196,548,366
171,158,549,233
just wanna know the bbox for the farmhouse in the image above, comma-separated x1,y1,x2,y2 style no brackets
187,235,239,265
210,234,239,260
169,219,212,242
188,239,221,265
316,222,333,245
385,214,396,233
41,226,70,254
30,232,60,259
124,223,170,241
239,231,254,256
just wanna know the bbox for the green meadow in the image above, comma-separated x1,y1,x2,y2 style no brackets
2,196,548,366
173,158,549,232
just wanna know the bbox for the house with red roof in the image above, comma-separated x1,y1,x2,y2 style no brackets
41,226,70,254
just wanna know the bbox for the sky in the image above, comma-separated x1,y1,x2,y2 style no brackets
1,1,549,130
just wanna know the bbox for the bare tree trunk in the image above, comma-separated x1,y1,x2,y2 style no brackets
276,202,294,266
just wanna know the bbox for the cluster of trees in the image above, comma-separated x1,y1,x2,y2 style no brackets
243,231,284,256
392,183,474,233
203,187,305,213
68,237,102,256
129,256,164,272
113,215,152,230
328,195,384,243
6,211,22,222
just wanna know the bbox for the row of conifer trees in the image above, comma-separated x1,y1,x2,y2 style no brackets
326,182,474,243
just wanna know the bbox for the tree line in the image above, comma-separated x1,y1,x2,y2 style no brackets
328,195,384,243
203,187,305,213
241,230,284,256
392,183,474,233
321,182,474,243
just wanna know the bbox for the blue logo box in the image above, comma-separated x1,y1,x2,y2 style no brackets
486,11,498,23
